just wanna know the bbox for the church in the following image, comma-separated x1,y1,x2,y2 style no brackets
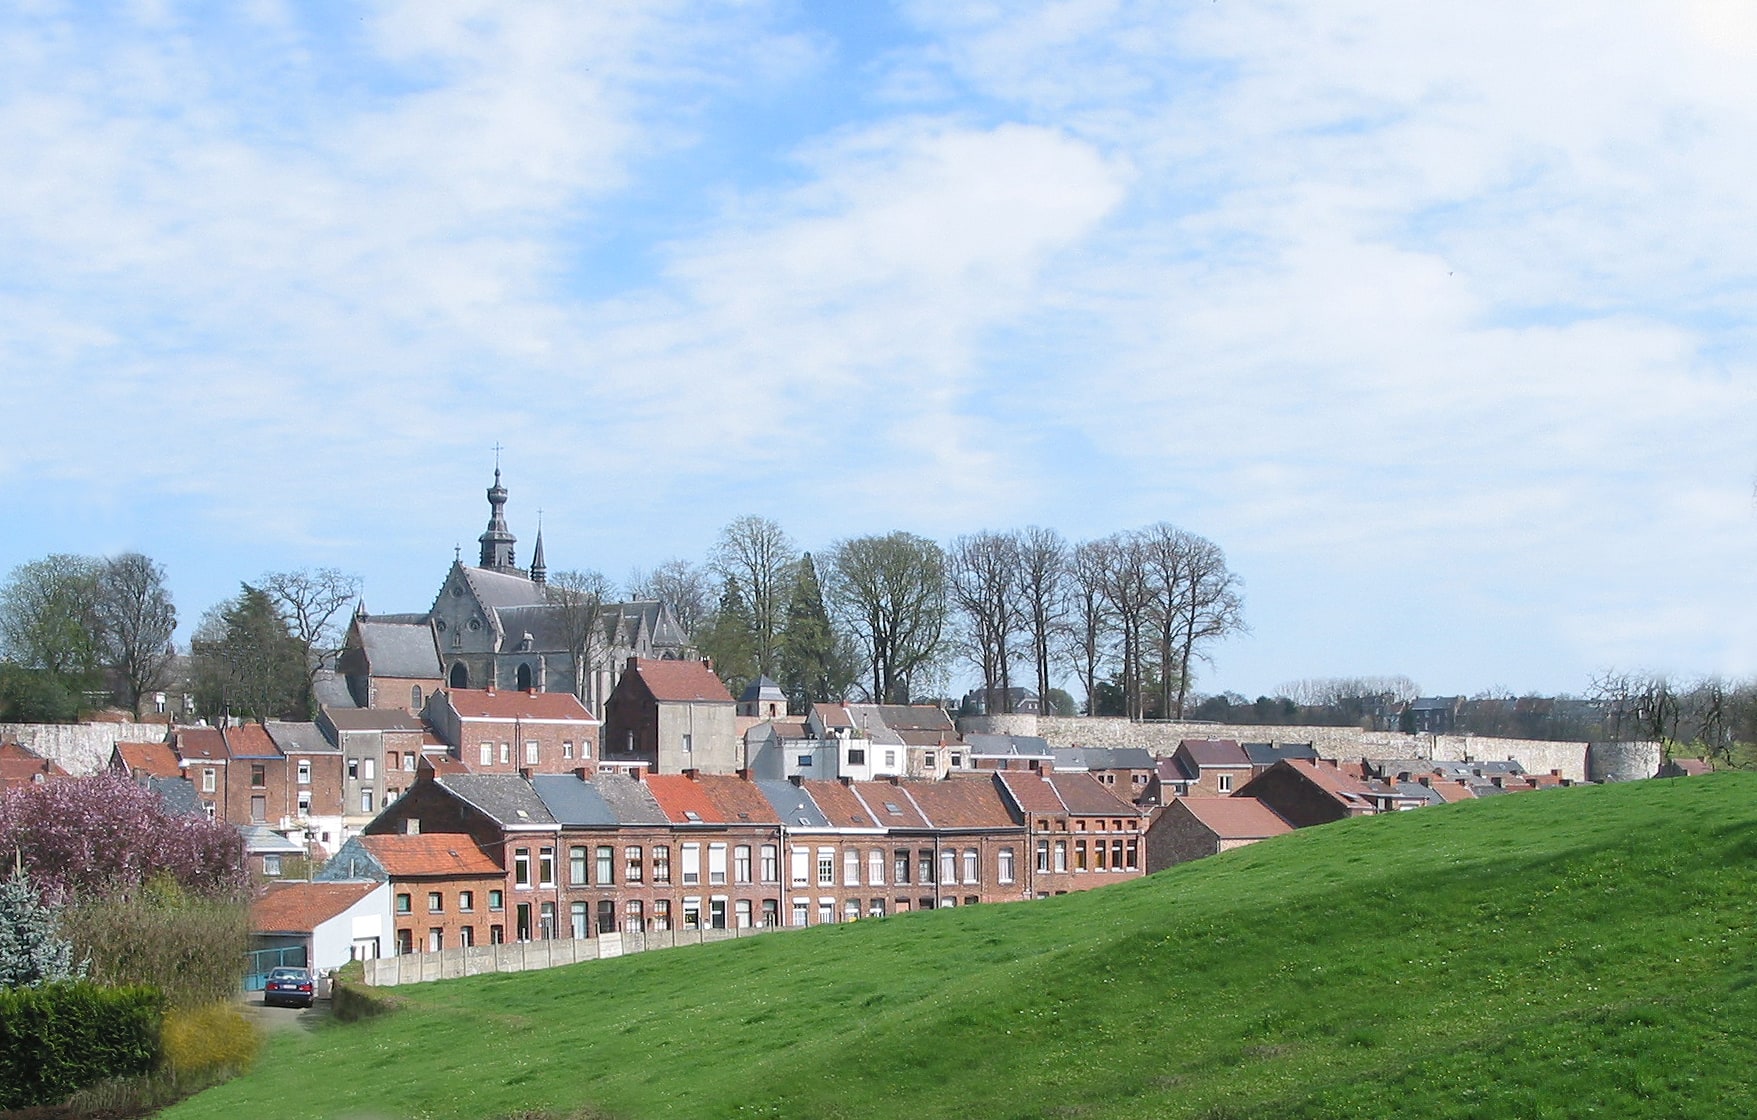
333,469,693,715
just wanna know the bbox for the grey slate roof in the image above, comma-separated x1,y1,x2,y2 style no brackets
753,779,829,827
460,566,548,612
1241,742,1320,766
239,824,305,855
357,619,442,678
148,776,202,818
492,604,573,652
312,671,358,710
530,774,620,827
264,721,339,754
965,733,1053,757
1054,746,1156,770
740,676,786,702
439,774,557,827
324,708,428,732
589,772,670,826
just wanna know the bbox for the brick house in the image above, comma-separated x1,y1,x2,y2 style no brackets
321,707,438,836
322,831,510,954
1234,759,1377,828
994,769,1147,896
1144,796,1293,871
600,658,737,775
639,772,784,933
531,771,685,936
1159,739,1256,797
1052,746,1157,806
422,687,600,776
107,740,180,782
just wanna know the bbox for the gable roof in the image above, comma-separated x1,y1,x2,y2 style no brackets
112,740,181,778
438,773,557,826
357,834,502,877
589,771,670,826
264,721,337,755
811,702,856,730
1175,797,1293,840
253,880,380,934
695,774,780,825
1176,739,1253,768
0,742,69,788
224,724,283,760
530,774,620,827
1241,742,1320,766
628,659,733,704
849,782,931,829
441,688,597,722
174,727,229,761
1043,772,1141,816
354,618,442,679
993,770,1067,816
457,564,547,613
1053,746,1156,771
642,773,727,824
1244,759,1377,812
907,776,1018,830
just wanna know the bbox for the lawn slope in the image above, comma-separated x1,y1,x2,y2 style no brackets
167,773,1757,1120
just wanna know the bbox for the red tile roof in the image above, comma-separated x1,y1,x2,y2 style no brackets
252,881,380,933
798,780,877,828
1175,797,1293,840
358,834,501,877
849,782,931,829
224,724,283,759
643,773,727,824
444,688,597,722
0,742,69,789
812,703,855,730
993,771,1067,815
694,774,779,824
1261,759,1377,810
907,777,1018,829
174,727,229,761
630,659,734,704
113,740,180,778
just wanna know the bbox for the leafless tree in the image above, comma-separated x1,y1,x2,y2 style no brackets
824,532,948,704
256,568,360,709
948,531,1025,711
1091,532,1153,721
710,516,798,676
1065,540,1114,715
91,553,177,712
1016,526,1068,712
1162,531,1245,719
547,569,613,702
626,558,713,639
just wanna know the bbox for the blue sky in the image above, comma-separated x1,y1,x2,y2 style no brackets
3,0,1756,702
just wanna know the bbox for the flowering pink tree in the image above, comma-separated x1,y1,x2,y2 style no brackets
0,772,247,902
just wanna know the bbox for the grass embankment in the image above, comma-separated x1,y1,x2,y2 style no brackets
166,773,1757,1120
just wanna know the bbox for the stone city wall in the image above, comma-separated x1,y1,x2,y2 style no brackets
0,722,168,776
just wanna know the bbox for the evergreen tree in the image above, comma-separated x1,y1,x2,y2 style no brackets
777,553,855,713
696,581,759,699
0,867,81,989
190,584,308,720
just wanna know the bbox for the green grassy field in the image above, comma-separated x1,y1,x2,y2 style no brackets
167,773,1757,1120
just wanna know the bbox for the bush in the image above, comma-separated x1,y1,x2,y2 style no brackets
330,970,406,1023
160,1001,260,1086
0,982,163,1110
58,887,250,1009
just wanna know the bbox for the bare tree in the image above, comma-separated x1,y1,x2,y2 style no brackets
256,568,360,712
1164,532,1246,718
824,532,948,705
1016,526,1068,713
1092,532,1153,720
1065,540,1114,715
547,569,612,702
626,559,712,638
710,516,798,677
948,531,1025,711
91,553,177,713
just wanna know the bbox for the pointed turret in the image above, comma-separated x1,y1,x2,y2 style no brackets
530,521,547,586
478,467,518,571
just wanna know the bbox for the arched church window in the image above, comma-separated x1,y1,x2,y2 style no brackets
450,663,469,689
517,664,533,691
411,685,424,709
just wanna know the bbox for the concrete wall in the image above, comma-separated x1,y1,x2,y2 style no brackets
361,923,784,987
962,715,1646,784
0,722,167,775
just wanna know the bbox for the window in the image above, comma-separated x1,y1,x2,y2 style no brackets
459,891,474,912
562,740,573,760
479,744,493,766
734,845,752,884
1036,840,1050,872
999,847,1016,884
361,758,375,781
626,846,643,883
250,764,266,788
1094,840,1107,870
963,848,979,884
202,769,215,793
654,899,671,931
538,846,555,888
1075,840,1087,871
624,900,644,933
514,848,531,888
682,898,701,930
404,753,415,771
428,891,443,913
761,845,778,883
790,847,809,887
360,790,373,814
708,843,727,886
819,899,835,925
597,899,616,934
297,759,311,785
499,743,510,764
250,796,266,822
797,753,813,768
761,899,779,927
297,791,311,814
488,889,504,911
411,685,423,709
919,850,935,884
1126,839,1138,870
1112,838,1125,871
682,733,693,756
396,929,413,955
570,846,589,885
710,898,727,930
653,845,671,884
884,750,897,768
1054,840,1068,872
735,899,752,929
940,849,956,885
490,925,504,944
843,849,860,886
263,854,282,876
844,899,861,923
868,898,886,918
524,741,539,765
396,892,412,914
682,843,701,886
847,748,865,766
428,928,443,952
596,845,615,885
539,902,555,939
571,902,589,940
791,899,808,927
459,925,474,948
817,849,835,886
893,850,910,885
387,752,399,771
1218,773,1232,793
923,751,937,769
868,849,885,886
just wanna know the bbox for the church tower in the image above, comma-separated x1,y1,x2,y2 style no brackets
478,467,518,571
530,521,548,586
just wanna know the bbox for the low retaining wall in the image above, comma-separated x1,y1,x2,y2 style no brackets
362,924,783,987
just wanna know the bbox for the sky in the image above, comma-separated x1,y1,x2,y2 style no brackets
3,0,1756,703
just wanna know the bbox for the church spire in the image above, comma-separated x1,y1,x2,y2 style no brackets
530,513,547,587
477,464,518,571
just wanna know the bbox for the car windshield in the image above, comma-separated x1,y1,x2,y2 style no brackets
268,968,309,981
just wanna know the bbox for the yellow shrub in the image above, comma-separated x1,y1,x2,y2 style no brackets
160,1002,261,1083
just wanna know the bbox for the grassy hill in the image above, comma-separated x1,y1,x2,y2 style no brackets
166,773,1757,1120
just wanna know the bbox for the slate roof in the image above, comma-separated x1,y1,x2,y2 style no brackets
358,834,502,877
113,740,181,778
739,675,786,702
439,773,557,826
964,734,1053,757
264,721,337,755
147,776,203,817
325,707,429,732
1241,742,1319,766
253,881,380,934
355,619,442,679
239,824,305,855
1175,797,1293,840
458,565,547,612
492,604,574,654
629,659,733,704
590,771,670,825
530,774,620,827
756,779,831,828
1177,739,1253,768
311,671,358,711
1054,746,1156,771
443,688,597,722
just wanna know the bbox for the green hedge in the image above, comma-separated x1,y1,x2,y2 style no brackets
0,982,164,1109
329,974,406,1023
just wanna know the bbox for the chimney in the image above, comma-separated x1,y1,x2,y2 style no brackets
736,768,752,781
627,655,639,672
683,768,700,781
518,767,532,781
574,767,591,781
789,774,804,787
486,685,496,697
